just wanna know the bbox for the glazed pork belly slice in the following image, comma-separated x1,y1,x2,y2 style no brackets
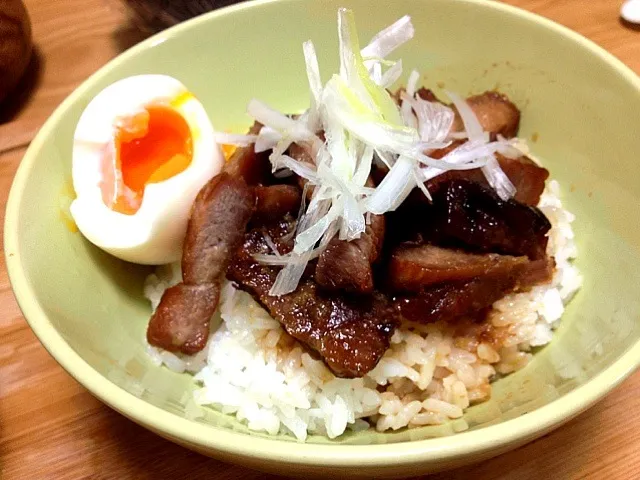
424,179,551,260
423,152,548,207
386,177,551,262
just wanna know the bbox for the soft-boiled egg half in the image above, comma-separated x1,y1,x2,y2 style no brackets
70,75,223,264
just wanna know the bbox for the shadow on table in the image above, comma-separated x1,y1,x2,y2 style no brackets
620,17,640,32
0,48,44,126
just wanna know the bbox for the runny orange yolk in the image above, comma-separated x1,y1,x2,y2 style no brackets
101,104,193,215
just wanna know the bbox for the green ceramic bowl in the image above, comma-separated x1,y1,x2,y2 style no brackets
6,0,640,477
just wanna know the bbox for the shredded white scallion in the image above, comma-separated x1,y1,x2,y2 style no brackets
400,91,454,144
406,69,420,97
255,126,282,153
361,15,415,60
380,59,404,89
213,132,257,146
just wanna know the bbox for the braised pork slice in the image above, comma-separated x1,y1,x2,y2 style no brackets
451,91,521,139
392,87,442,105
227,222,398,378
427,179,551,260
147,173,255,354
494,154,549,206
315,213,386,294
388,244,528,292
395,276,518,324
146,284,219,355
416,87,439,103
287,142,315,166
182,173,256,284
521,257,556,286
254,185,302,223
223,122,272,186
394,256,554,324
417,89,542,204
424,153,549,206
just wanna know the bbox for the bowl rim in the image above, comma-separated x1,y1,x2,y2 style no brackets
5,0,640,468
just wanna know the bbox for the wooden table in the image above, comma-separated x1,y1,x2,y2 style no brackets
1,0,639,478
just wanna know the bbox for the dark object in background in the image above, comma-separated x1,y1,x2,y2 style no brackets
122,0,249,31
0,0,32,103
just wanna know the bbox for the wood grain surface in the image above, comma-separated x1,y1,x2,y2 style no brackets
1,0,639,478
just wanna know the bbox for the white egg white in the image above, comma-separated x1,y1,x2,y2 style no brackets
70,74,223,265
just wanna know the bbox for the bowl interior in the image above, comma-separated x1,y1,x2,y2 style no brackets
6,0,640,465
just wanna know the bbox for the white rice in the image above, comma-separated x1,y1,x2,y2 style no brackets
145,180,581,441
